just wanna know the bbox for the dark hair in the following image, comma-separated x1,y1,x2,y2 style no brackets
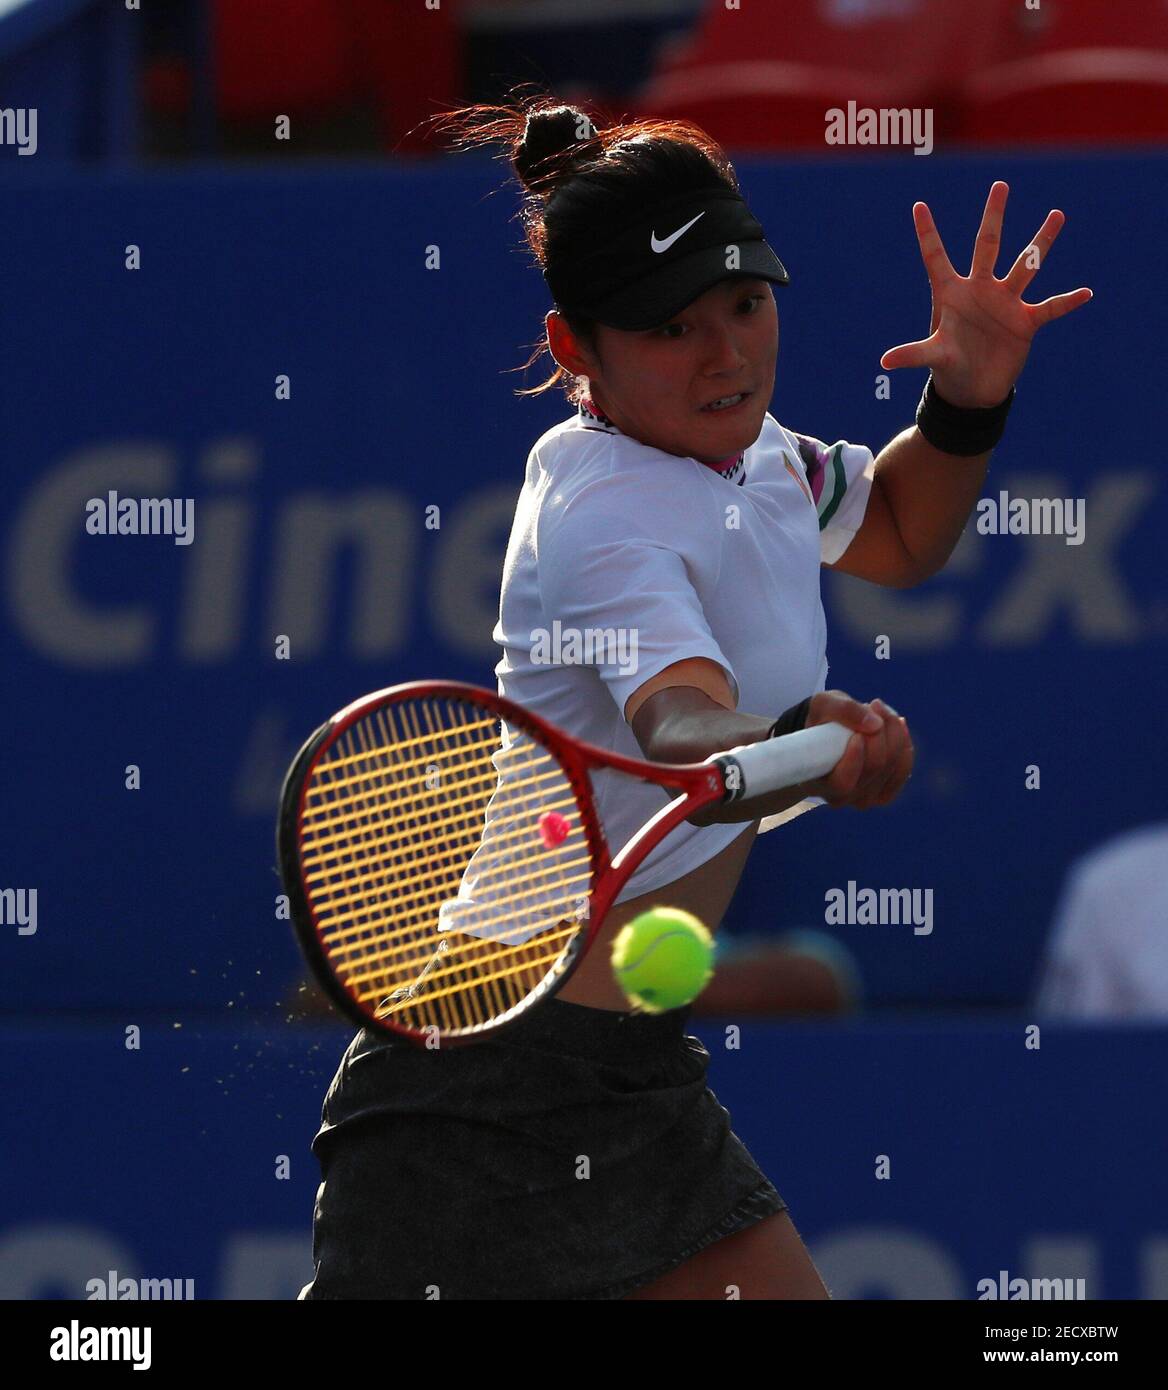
427,87,741,403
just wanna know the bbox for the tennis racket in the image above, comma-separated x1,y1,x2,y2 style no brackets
277,680,851,1047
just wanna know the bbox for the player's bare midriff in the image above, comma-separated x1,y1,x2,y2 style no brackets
555,821,759,1012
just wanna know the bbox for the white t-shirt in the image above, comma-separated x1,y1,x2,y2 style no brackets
476,396,875,918
1034,824,1168,1019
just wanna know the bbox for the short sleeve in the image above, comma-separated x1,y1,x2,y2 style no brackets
788,431,877,565
538,482,738,720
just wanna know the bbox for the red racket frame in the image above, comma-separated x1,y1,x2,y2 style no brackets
278,679,730,1045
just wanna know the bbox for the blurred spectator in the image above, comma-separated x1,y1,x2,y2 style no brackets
693,929,863,1018
1034,823,1168,1020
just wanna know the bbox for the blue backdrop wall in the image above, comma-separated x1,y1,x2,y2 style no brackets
1,151,1163,1011
2,1018,1164,1300
1,151,1165,1298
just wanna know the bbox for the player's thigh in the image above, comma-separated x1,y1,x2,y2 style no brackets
624,1210,829,1301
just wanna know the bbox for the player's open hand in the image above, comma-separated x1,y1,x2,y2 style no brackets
803,690,913,810
879,181,1093,409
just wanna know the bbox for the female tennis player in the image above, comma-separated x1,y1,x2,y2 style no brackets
299,94,1090,1301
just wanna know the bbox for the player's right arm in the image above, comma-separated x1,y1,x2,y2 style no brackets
626,659,913,824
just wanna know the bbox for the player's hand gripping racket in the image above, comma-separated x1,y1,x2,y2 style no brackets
277,681,851,1047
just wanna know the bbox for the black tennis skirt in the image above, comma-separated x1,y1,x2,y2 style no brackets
298,997,786,1300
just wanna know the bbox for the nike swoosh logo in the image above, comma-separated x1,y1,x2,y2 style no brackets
650,211,706,254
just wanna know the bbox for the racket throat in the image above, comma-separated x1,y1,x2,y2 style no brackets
608,787,714,885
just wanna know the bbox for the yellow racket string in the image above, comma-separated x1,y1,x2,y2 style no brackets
306,791,586,919
300,761,571,877
343,920,582,995
298,758,568,862
306,761,585,938
301,725,504,805
320,857,592,952
296,695,593,1033
313,714,499,774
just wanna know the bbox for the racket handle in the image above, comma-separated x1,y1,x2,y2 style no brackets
708,721,853,802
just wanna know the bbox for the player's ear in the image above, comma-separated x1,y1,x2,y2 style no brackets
547,309,597,379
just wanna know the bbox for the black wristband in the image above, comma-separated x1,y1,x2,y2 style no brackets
768,697,812,740
915,373,1015,456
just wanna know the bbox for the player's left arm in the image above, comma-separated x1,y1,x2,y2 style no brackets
825,431,990,587
826,180,1092,589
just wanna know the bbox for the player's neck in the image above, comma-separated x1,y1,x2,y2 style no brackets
578,395,745,475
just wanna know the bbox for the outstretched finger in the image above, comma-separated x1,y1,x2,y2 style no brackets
971,180,1009,277
880,331,942,372
912,201,958,287
1027,286,1094,327
1003,209,1065,295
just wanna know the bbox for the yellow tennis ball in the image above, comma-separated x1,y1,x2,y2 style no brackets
611,907,714,1013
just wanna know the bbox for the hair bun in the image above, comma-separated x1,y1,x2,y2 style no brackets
514,106,599,194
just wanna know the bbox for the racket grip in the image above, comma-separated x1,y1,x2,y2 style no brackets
708,722,853,802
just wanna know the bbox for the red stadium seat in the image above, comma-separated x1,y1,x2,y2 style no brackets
349,0,464,155
954,0,1168,146
212,0,462,152
213,0,359,120
635,0,972,153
